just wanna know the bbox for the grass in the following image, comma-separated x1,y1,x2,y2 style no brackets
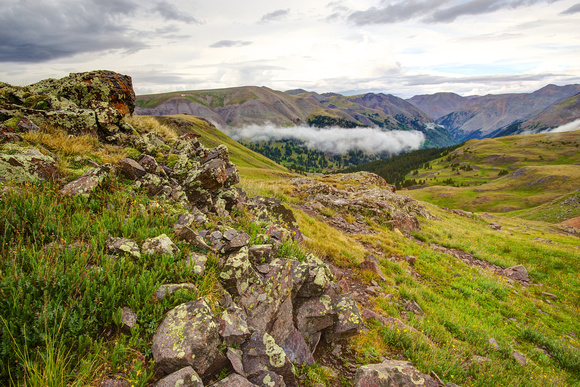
404,131,580,220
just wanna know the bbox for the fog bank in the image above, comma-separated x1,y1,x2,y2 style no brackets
226,124,426,155
550,119,580,133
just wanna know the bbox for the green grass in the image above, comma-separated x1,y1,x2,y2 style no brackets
404,131,580,220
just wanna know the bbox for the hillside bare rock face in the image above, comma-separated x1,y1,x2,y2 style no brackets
292,172,434,233
0,70,135,142
354,360,438,387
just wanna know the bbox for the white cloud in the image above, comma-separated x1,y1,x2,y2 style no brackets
550,119,580,133
226,124,426,155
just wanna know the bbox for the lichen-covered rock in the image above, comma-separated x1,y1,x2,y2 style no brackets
106,237,141,258
237,260,294,344
60,163,113,197
219,304,251,346
248,245,276,265
324,294,362,342
242,332,297,387
186,252,208,276
142,234,179,257
118,158,146,180
0,148,58,182
295,295,336,352
154,284,197,300
152,299,221,376
174,210,208,232
281,328,314,366
212,373,258,387
295,254,333,298
246,197,302,241
154,366,203,387
219,247,257,295
353,360,438,387
359,255,386,280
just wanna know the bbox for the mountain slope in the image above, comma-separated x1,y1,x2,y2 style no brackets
406,92,470,120
493,93,580,137
136,87,457,148
435,84,580,141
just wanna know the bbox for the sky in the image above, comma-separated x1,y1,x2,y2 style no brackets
1,0,579,98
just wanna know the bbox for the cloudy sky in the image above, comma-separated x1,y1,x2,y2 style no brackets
1,0,579,98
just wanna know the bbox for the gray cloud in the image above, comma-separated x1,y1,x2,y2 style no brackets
153,0,200,24
0,0,195,63
560,3,580,13
226,124,425,155
210,40,253,48
348,0,562,25
259,9,290,23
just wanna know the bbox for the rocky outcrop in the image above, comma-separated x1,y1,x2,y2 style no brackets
0,70,135,142
291,173,434,233
0,147,59,183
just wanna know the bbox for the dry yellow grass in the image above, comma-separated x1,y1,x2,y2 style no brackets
125,115,178,142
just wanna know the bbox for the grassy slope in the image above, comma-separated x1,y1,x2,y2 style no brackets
403,131,580,220
1,117,579,386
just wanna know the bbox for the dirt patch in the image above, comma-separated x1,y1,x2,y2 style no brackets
560,216,580,229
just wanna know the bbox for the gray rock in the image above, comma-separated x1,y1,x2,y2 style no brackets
121,307,137,330
281,328,315,366
118,158,146,180
219,305,251,346
60,163,113,197
212,373,258,387
295,295,335,352
405,300,425,317
142,234,179,257
0,149,59,183
295,254,333,298
359,255,386,280
186,252,208,276
513,350,526,366
353,360,438,387
227,347,246,377
489,337,500,350
138,154,159,174
248,245,276,264
152,299,221,377
504,265,529,282
106,237,141,258
242,331,297,387
155,366,203,387
325,294,363,342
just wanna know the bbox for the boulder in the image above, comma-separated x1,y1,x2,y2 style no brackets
295,255,333,298
212,373,258,387
226,347,246,376
504,265,529,283
219,305,251,346
118,158,146,180
152,299,222,377
121,307,137,331
60,164,113,197
353,360,438,387
325,294,363,342
154,366,203,387
513,350,526,366
295,295,335,352
0,148,59,183
242,332,297,387
142,234,179,257
246,197,302,241
281,328,315,366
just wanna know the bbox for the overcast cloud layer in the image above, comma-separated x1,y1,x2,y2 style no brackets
0,0,578,98
227,125,426,155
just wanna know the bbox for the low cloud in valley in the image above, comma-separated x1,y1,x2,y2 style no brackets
226,125,426,155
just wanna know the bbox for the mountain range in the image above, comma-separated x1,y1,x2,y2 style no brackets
136,83,580,146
